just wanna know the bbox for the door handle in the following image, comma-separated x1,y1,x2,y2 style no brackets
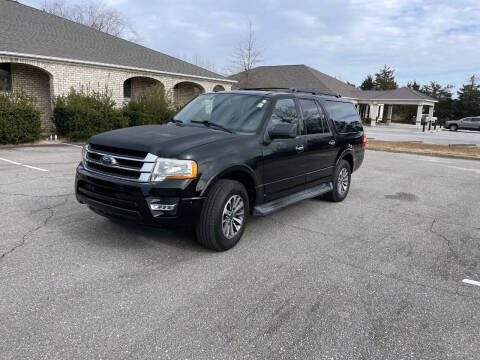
329,139,336,146
296,144,304,153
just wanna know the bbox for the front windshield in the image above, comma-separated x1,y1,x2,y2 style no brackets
174,93,270,132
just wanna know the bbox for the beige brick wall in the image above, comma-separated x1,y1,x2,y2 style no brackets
0,55,234,131
0,62,54,131
11,63,53,130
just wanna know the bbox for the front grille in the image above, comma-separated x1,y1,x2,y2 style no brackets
77,181,139,210
84,144,157,182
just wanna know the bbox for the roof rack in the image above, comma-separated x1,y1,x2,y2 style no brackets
238,87,290,92
290,88,341,98
238,87,341,98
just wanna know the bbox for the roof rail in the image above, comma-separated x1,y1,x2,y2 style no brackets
289,88,341,98
238,87,341,98
238,87,290,92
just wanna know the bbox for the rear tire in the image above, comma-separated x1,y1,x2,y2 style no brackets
195,179,249,251
324,160,351,202
449,124,458,131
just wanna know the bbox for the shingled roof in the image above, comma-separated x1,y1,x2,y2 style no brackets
354,87,437,102
229,65,437,102
229,65,358,97
0,0,230,81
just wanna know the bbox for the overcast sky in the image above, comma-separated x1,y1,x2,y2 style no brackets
22,0,480,91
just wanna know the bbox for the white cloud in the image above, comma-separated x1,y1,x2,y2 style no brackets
282,10,325,28
169,19,212,39
284,0,480,87
22,0,478,87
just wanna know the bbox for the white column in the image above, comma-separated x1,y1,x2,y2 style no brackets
428,105,434,118
369,104,378,127
378,104,384,121
416,105,423,128
386,105,393,125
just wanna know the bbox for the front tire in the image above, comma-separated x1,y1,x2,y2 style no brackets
195,179,249,251
449,124,458,131
324,160,351,202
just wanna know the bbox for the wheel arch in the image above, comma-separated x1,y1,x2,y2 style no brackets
336,149,354,171
200,165,259,208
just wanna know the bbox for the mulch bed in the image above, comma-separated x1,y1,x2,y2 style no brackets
366,140,480,160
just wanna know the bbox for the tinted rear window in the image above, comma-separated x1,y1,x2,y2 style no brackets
322,101,362,133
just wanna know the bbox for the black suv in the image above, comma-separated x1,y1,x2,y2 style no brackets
75,88,365,250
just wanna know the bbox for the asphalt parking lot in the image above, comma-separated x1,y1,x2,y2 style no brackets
1,145,479,359
366,124,480,146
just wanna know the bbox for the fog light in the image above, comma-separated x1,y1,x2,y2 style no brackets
146,197,178,217
150,203,176,211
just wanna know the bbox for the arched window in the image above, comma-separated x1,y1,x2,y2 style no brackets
0,63,12,91
123,78,132,98
173,81,205,104
123,77,163,100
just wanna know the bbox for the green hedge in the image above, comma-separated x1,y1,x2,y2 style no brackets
0,89,42,144
53,86,182,141
53,89,128,141
123,84,179,127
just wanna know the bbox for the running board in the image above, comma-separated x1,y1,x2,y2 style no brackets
253,182,333,216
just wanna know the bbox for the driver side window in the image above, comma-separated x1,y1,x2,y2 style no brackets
270,98,299,127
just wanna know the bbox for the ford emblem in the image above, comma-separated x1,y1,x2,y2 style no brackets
101,155,117,166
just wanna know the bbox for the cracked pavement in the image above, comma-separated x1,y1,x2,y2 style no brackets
0,146,479,359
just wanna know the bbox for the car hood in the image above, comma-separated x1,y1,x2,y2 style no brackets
88,123,235,158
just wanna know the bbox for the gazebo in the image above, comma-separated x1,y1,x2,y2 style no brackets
348,88,438,126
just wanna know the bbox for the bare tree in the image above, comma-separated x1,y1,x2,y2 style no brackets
41,0,141,43
191,53,217,73
172,52,217,73
227,21,264,85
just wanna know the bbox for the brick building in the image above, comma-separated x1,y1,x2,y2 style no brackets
0,0,234,131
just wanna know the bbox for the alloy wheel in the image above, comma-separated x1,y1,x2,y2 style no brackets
222,195,245,239
337,168,349,195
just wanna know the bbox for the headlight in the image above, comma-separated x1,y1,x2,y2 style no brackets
150,158,197,182
81,144,87,167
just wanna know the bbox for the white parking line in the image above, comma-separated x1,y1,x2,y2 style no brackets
462,279,480,287
0,156,48,172
63,143,83,148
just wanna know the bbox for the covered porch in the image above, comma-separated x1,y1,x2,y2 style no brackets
347,87,438,127
354,100,437,127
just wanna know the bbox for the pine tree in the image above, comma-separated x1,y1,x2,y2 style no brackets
374,65,398,90
360,75,375,90
419,82,455,122
407,80,421,91
420,82,453,100
456,75,480,118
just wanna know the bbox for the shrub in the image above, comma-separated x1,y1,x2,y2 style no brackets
0,89,42,144
123,84,180,127
53,88,127,141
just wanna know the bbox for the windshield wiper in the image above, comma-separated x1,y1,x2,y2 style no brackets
190,120,234,133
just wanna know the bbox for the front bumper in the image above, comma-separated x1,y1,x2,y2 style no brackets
75,164,204,226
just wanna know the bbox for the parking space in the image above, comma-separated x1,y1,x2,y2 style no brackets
366,124,480,146
1,145,479,359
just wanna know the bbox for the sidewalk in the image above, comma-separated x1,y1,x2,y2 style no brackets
365,124,480,146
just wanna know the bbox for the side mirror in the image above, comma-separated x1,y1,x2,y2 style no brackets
268,123,298,139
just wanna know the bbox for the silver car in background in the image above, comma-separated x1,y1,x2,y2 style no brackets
445,116,480,131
